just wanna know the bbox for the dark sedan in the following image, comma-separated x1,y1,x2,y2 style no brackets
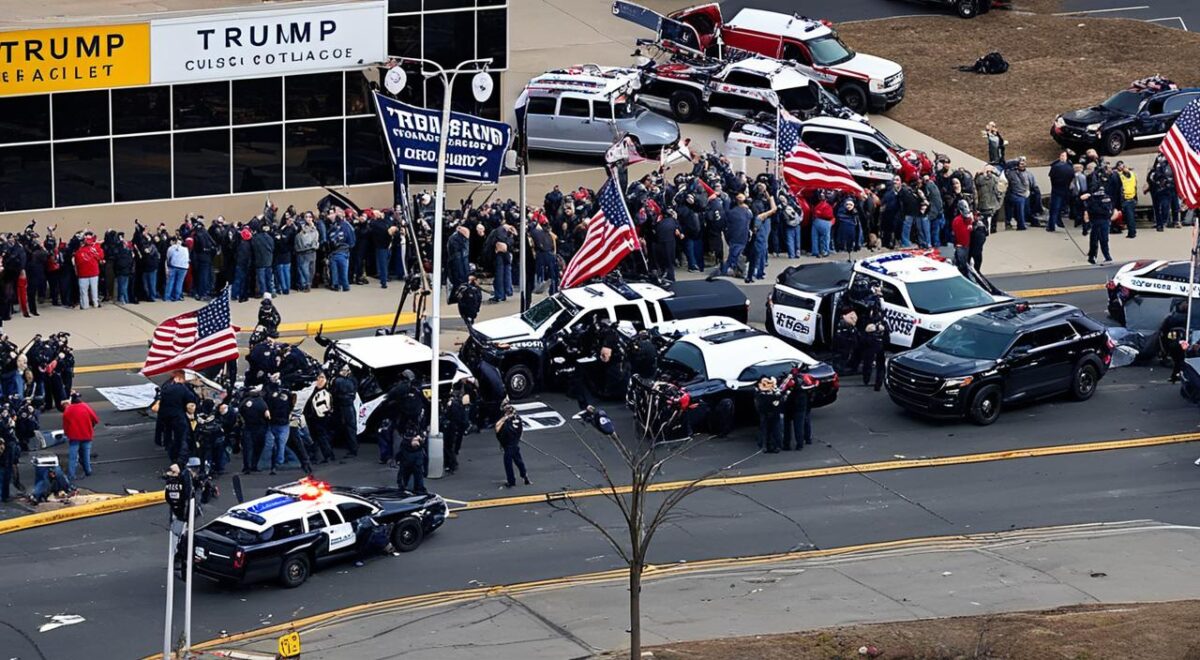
1052,79,1200,156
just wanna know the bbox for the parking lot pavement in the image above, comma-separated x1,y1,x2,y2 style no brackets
1059,0,1198,31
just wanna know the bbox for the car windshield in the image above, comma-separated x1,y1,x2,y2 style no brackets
927,319,1013,360
807,35,854,66
661,341,706,380
1100,90,1144,115
905,277,996,315
520,295,563,329
778,84,818,113
612,100,638,119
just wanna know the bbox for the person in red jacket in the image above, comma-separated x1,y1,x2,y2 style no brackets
950,199,974,275
62,391,100,480
73,233,105,310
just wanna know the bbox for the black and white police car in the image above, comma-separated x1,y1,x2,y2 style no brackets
767,252,1010,350
183,478,447,588
1106,259,1198,324
460,278,749,399
629,316,838,436
314,333,474,435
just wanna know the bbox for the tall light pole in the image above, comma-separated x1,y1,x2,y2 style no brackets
391,56,493,478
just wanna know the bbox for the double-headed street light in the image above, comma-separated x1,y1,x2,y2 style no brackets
387,56,494,479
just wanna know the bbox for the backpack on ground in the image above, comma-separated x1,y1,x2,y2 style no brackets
960,52,1009,75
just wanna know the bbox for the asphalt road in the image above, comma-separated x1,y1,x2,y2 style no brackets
6,265,1200,659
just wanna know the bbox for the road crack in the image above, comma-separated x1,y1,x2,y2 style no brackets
825,441,956,526
725,486,818,551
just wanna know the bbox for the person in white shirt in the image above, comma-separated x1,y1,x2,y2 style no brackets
164,237,190,302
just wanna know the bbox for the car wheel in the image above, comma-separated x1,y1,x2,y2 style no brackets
669,90,701,123
1070,362,1099,401
967,384,1002,425
838,83,869,114
1104,129,1127,156
391,517,424,553
504,364,536,400
955,0,978,18
279,554,310,588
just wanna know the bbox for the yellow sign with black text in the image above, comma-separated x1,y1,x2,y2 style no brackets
0,24,150,96
278,630,301,658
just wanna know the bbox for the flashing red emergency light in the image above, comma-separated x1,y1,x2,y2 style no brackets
297,476,331,500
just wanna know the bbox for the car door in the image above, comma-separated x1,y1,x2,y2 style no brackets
770,287,820,346
711,70,773,119
851,136,896,183
1133,96,1171,141
1005,325,1077,398
321,508,357,554
799,128,852,173
613,303,650,331
555,97,602,153
1161,92,1200,137
523,96,558,151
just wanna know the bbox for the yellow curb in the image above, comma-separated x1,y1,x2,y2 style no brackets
460,431,1200,512
75,361,146,374
175,525,1093,657
0,491,163,535
1010,283,1105,298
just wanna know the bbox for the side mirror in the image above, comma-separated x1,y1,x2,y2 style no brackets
1008,346,1029,359
1137,110,1150,119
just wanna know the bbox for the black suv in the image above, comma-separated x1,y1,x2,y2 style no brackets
1052,78,1200,156
885,303,1112,425
905,0,1008,19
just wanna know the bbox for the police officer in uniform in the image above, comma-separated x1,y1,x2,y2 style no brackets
1081,182,1115,265
629,330,658,379
238,389,270,474
158,370,198,463
396,432,427,494
0,332,21,399
245,336,279,388
495,404,531,488
753,376,785,453
444,385,469,474
331,365,360,458
833,306,859,375
303,371,337,464
595,320,627,399
194,399,227,476
257,294,281,337
781,366,816,450
859,306,891,391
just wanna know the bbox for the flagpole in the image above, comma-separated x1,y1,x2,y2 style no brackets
1186,220,1198,344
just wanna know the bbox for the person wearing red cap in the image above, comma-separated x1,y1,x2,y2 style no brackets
63,391,100,481
73,232,105,309
233,226,254,302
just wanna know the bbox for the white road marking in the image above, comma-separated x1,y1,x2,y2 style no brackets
1146,16,1188,30
1053,5,1149,15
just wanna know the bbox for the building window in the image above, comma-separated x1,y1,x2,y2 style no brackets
54,90,110,140
233,77,283,125
233,125,283,193
174,82,230,130
345,70,376,116
423,10,475,68
174,129,231,198
113,135,172,203
0,96,50,144
285,120,343,188
388,0,420,12
0,144,51,212
387,14,421,59
112,86,171,135
346,117,391,185
54,139,111,207
286,72,342,120
477,9,507,69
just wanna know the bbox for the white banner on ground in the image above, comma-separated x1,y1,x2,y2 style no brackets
150,1,387,83
512,401,565,431
96,383,160,411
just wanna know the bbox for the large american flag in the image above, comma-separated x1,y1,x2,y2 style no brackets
141,288,240,376
559,177,641,289
1161,99,1200,209
777,108,864,197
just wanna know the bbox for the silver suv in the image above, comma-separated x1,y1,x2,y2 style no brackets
516,66,680,157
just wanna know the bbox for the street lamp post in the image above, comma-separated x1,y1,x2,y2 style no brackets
391,56,493,479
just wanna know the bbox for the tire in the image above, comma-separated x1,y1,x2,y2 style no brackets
391,517,424,553
838,83,869,114
955,0,978,18
967,384,1002,425
669,90,701,123
1070,362,1099,401
279,554,310,588
1103,129,1127,156
504,363,536,400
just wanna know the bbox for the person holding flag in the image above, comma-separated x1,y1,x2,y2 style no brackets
142,288,241,378
776,107,865,200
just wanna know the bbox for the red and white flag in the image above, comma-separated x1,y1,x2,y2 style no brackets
777,108,864,197
141,288,240,377
1160,98,1200,209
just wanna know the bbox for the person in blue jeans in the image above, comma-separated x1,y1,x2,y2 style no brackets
915,202,931,248
330,252,350,291
494,252,513,302
718,194,754,276
62,392,99,481
164,237,190,301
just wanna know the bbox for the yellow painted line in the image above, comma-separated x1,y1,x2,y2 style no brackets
1010,283,1105,298
460,432,1200,512
0,491,162,535
173,526,1063,658
75,361,145,374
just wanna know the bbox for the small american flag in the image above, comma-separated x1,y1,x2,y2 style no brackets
560,177,641,289
141,288,240,377
777,108,864,197
1161,99,1200,209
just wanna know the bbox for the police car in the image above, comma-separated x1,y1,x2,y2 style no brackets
1106,259,1198,324
628,317,837,436
460,278,749,399
768,252,1011,350
315,333,474,435
183,478,447,588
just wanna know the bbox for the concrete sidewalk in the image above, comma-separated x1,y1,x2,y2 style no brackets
199,520,1200,659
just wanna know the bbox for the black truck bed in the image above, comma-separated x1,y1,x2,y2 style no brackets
661,279,750,323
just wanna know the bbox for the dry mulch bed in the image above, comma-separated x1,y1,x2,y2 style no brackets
837,8,1200,164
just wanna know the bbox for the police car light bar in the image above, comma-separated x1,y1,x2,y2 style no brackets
297,476,331,500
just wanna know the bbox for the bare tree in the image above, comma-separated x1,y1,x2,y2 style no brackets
544,380,756,658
